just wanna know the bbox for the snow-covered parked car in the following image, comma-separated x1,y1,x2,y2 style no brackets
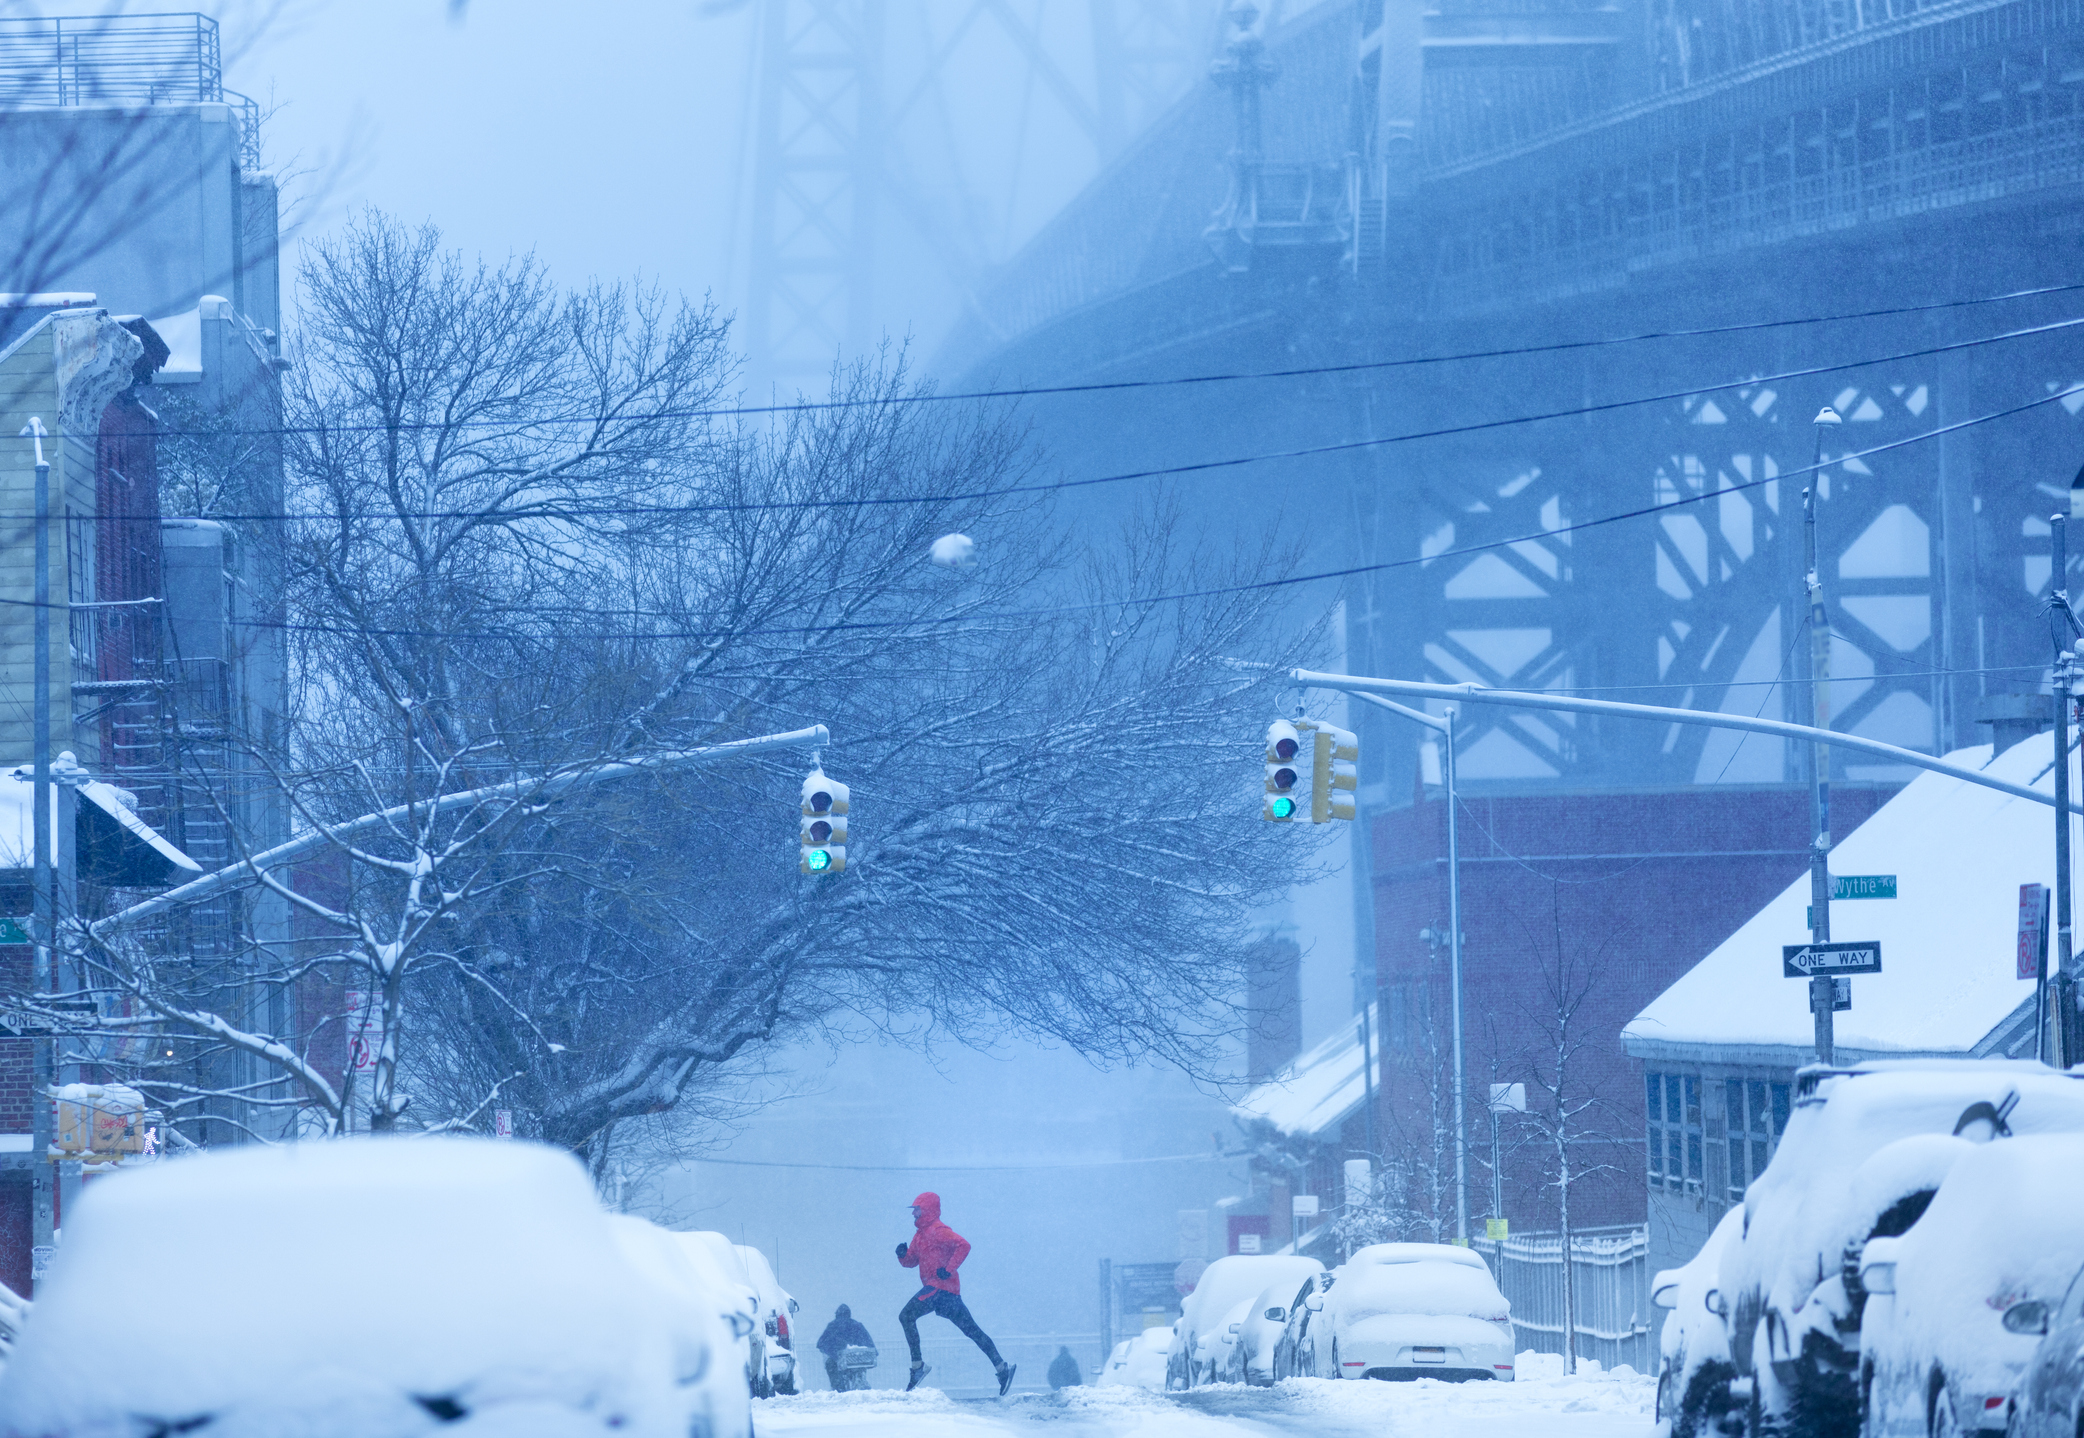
666,1230,770,1399
0,1138,732,1438
605,1217,756,1438
1655,1206,1745,1438
1301,1243,1514,1382
1714,1061,2084,1438
1228,1266,1324,1386
1168,1253,1323,1389
2012,1238,2084,1438
732,1244,801,1396
1099,1327,1173,1389
1271,1269,1338,1381
1858,1134,2084,1438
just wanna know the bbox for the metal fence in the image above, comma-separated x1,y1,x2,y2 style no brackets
1471,1224,1654,1374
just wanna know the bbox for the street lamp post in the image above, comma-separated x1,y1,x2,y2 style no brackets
1804,406,1843,1064
1355,690,1468,1244
18,417,52,1282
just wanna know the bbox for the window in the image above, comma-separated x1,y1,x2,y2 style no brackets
1726,1077,1791,1200
1647,1070,1703,1195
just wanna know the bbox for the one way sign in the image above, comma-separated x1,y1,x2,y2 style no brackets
1782,941,1883,978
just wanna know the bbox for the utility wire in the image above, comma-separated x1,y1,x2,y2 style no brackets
123,278,2084,440
45,308,2084,525
186,376,2084,645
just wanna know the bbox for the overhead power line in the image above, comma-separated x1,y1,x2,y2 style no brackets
51,309,2084,525
195,376,2084,645
123,278,2084,442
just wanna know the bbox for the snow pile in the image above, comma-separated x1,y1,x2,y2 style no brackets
0,1138,704,1437
1276,1354,1655,1437
752,1387,992,1438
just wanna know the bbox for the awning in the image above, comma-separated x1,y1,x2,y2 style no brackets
0,770,202,889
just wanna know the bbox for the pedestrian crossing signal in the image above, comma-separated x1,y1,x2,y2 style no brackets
801,769,849,875
1309,723,1358,823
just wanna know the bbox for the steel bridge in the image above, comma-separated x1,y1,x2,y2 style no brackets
935,0,2084,800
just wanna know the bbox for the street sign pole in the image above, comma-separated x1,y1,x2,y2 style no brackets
2051,511,2079,1067
1805,408,1842,1065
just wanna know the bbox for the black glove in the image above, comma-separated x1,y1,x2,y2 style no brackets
896,1242,909,1261
935,1267,951,1280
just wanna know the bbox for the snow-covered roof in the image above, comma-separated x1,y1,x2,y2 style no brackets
1623,734,2072,1065
1233,1003,1377,1138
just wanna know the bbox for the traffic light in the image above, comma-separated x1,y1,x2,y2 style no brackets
800,769,849,875
1264,720,1303,821
1310,723,1358,823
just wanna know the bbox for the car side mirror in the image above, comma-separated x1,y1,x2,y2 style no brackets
1704,1289,1728,1317
2004,1300,2050,1336
1265,1307,1286,1322
1861,1263,1896,1296
1652,1281,1680,1311
1227,1323,1242,1335
1304,1295,1324,1312
727,1312,755,1340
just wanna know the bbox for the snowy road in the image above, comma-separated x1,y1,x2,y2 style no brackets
755,1356,1657,1438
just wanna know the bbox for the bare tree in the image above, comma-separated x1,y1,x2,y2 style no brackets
63,212,1333,1160
1514,889,1628,1374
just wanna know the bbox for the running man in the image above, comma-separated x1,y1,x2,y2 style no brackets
894,1191,1016,1396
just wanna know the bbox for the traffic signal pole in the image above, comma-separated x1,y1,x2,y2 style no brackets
1346,690,1467,1244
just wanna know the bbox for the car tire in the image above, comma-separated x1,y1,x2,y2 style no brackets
1930,1378,1958,1438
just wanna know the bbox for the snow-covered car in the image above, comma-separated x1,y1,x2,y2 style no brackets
668,1230,770,1399
1271,1269,1338,1381
1169,1253,1324,1389
732,1244,801,1396
605,1217,757,1438
0,1138,727,1437
1655,1206,1745,1438
1858,1135,2084,1438
1715,1062,2084,1438
2012,1245,2084,1438
1228,1270,1321,1386
1099,1327,1173,1389
1305,1243,1514,1382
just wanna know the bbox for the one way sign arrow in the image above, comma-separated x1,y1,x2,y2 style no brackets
1782,941,1883,978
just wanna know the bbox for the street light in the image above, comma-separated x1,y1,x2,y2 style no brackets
1803,405,1843,1063
1356,692,1468,1245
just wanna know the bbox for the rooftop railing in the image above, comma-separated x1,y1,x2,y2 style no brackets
0,13,260,167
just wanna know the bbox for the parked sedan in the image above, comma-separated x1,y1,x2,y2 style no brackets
2013,1251,2084,1438
1169,1254,1324,1389
1099,1327,1173,1389
1228,1277,1305,1386
1303,1243,1515,1382
1860,1135,2084,1438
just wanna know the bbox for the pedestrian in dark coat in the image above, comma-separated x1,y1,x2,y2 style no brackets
895,1191,1017,1396
816,1304,875,1390
1047,1345,1082,1389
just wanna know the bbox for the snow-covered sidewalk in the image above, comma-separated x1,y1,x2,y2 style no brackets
755,1353,1657,1437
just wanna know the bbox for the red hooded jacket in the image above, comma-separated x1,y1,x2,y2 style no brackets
898,1191,971,1296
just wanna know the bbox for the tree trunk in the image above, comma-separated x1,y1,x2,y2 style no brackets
1558,1134,1576,1374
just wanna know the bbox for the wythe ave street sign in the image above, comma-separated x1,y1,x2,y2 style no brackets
1782,941,1883,978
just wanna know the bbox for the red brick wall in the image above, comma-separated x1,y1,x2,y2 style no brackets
1370,784,1893,1231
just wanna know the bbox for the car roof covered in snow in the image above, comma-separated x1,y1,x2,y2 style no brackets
1348,1242,1493,1272
1230,1002,1377,1137
1624,734,2069,1064
1721,1063,2084,1319
1327,1254,1510,1322
1184,1254,1323,1338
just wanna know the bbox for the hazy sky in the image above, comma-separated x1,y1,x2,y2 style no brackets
242,1,755,313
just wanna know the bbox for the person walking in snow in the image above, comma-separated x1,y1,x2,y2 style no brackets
894,1191,1016,1396
1047,1345,1082,1389
816,1304,875,1391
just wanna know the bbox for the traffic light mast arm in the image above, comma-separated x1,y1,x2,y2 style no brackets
1291,670,2054,809
93,724,833,939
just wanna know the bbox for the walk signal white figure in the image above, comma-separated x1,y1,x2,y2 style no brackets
801,769,849,875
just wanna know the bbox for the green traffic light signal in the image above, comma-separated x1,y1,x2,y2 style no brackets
1271,796,1296,819
806,848,832,872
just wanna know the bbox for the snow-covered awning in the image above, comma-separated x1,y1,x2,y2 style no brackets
1623,734,2069,1066
0,768,201,890
1232,1002,1378,1139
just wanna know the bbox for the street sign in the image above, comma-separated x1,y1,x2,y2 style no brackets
2019,883,2051,981
1782,941,1883,977
0,917,27,944
0,997,96,1037
1833,875,1897,900
1833,976,1852,1011
1486,1217,1509,1241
